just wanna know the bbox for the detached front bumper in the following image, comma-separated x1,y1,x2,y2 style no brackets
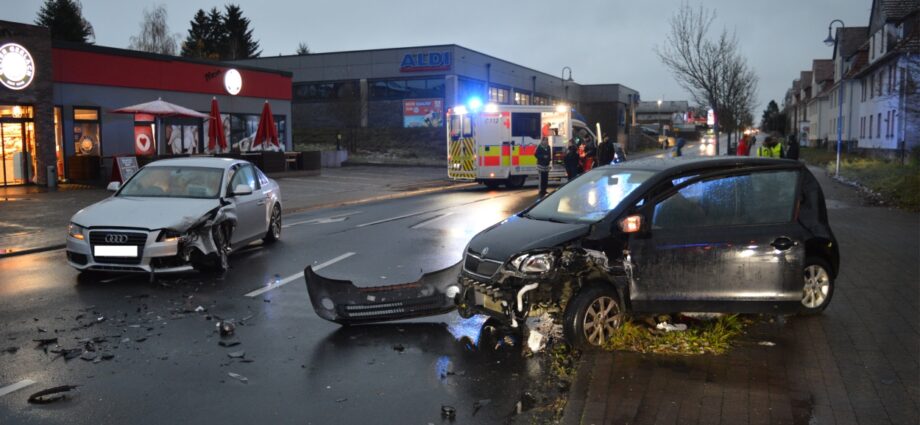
305,262,462,325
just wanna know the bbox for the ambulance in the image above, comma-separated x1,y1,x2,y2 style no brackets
446,100,601,188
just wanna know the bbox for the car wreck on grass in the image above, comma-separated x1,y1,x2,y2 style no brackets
455,157,839,349
66,158,282,277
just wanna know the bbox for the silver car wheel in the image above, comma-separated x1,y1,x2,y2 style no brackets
801,264,830,309
270,206,281,239
583,296,621,346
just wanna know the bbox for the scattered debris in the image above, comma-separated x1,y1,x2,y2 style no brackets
655,322,688,332
758,341,776,347
2,346,18,354
194,306,206,313
135,337,147,343
392,344,405,353
440,405,456,419
527,331,544,353
100,353,115,360
218,340,241,347
27,385,78,404
335,397,347,403
515,392,537,414
472,399,491,416
557,380,571,393
227,372,248,383
217,320,235,337
80,351,97,361
37,327,47,333
227,351,245,359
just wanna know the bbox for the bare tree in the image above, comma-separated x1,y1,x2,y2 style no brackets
656,2,757,153
128,4,180,55
718,51,758,149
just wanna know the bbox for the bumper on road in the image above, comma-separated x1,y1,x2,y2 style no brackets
305,262,462,325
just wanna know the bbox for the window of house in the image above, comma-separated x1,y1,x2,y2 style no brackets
534,95,549,105
488,86,509,104
73,107,101,156
868,115,873,138
860,116,865,137
877,113,882,138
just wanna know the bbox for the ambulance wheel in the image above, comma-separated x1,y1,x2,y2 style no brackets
483,180,502,189
505,176,526,189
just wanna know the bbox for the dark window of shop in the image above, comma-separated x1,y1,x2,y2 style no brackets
230,114,260,150
274,115,287,147
293,81,358,102
511,112,541,139
368,78,445,99
73,107,101,157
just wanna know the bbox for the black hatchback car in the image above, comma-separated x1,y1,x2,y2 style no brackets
455,157,839,348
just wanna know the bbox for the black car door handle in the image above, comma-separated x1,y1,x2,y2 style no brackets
771,237,796,250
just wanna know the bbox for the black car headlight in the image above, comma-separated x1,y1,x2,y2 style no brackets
509,252,555,274
68,223,85,240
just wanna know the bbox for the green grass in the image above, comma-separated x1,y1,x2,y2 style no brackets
799,147,920,211
604,315,747,355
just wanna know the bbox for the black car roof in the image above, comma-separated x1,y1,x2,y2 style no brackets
605,157,800,175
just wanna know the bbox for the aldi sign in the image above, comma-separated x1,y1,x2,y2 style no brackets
400,51,451,72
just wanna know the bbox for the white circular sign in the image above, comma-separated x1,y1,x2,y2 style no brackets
224,69,242,95
0,43,35,90
136,133,151,153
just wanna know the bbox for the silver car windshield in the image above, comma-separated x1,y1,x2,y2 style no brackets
118,166,224,199
525,168,654,223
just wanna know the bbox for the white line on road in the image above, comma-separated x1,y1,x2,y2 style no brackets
243,252,355,298
0,379,35,398
354,211,432,228
409,212,455,229
283,211,362,228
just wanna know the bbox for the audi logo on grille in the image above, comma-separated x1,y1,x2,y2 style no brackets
104,234,129,244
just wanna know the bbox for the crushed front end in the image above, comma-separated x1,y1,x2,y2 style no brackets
305,262,462,325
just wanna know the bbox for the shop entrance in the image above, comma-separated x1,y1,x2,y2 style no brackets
0,106,36,186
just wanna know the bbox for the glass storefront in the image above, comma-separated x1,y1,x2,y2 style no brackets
73,107,101,156
0,105,35,186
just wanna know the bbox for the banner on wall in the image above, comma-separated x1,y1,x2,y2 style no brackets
134,125,155,156
403,99,443,128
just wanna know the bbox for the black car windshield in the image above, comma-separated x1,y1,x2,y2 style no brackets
525,167,654,223
118,166,224,199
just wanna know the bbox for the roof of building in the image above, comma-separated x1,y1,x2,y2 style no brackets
881,0,918,20
800,71,814,89
892,18,920,53
813,60,835,83
844,48,869,79
835,27,870,59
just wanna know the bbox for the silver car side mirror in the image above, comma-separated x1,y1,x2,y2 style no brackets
233,184,253,196
106,181,121,192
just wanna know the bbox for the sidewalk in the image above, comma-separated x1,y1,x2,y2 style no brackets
0,166,466,258
564,165,919,425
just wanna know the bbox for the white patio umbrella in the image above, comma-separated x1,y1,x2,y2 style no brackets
112,98,211,155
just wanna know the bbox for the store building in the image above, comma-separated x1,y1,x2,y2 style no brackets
233,45,639,151
0,20,292,187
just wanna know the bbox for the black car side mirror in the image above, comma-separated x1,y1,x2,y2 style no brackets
617,214,644,234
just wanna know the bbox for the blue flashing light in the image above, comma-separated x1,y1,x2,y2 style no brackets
467,97,483,112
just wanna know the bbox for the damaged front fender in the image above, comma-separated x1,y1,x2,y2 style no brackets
305,262,461,325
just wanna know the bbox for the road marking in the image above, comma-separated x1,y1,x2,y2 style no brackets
0,379,35,398
410,212,455,229
244,252,355,298
355,211,432,228
283,211,362,228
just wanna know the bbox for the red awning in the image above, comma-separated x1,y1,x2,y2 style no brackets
207,97,228,153
252,101,280,151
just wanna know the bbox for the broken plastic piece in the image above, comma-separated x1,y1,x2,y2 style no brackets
440,405,456,419
27,385,78,404
392,344,405,353
217,320,235,337
655,322,687,332
227,372,248,383
527,330,545,353
218,340,241,347
33,337,58,346
227,351,245,359
194,306,205,313
758,341,776,347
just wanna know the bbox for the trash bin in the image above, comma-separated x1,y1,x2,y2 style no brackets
46,165,57,189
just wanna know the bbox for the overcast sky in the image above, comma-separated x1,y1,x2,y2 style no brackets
11,0,872,116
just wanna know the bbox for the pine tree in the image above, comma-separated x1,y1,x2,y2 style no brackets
34,0,95,43
296,42,310,55
180,9,209,58
222,4,260,60
204,7,226,60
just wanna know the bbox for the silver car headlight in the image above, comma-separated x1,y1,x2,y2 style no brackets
68,223,85,241
510,252,555,274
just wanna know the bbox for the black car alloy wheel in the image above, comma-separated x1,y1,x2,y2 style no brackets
563,285,624,349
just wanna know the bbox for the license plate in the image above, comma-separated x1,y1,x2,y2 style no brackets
94,245,138,257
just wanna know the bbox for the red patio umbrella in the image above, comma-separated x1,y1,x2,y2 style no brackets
252,101,279,151
207,97,227,153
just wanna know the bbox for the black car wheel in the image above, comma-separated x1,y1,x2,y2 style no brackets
563,285,624,349
263,204,281,244
505,175,526,189
800,257,834,314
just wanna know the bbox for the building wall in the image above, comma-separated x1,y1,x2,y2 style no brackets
0,21,55,185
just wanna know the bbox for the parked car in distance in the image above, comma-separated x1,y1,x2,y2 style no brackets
66,157,282,275
455,157,839,348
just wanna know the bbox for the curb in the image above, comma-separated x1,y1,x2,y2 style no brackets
0,244,66,259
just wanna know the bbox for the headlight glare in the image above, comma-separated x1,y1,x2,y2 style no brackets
68,223,85,240
510,252,554,273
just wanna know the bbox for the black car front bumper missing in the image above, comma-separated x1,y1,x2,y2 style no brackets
305,262,461,325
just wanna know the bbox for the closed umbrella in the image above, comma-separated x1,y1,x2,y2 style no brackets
252,101,279,151
112,98,210,155
207,97,227,153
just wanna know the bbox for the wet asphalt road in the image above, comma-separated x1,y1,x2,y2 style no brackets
0,184,545,424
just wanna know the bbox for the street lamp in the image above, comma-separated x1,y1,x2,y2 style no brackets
825,19,845,177
561,66,573,102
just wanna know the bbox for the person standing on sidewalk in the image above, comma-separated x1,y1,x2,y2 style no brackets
786,135,800,160
736,135,750,156
564,140,580,181
536,137,551,196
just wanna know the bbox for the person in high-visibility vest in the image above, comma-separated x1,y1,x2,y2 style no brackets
757,137,784,158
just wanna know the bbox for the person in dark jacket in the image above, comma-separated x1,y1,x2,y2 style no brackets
675,137,686,156
582,136,597,171
597,136,613,166
564,140,580,180
785,136,800,160
535,137,551,196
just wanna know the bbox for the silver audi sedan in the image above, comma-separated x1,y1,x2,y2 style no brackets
66,157,282,275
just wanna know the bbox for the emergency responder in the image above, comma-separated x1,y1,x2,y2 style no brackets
597,136,613,166
536,137,551,196
582,135,597,171
757,137,784,158
564,139,580,180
